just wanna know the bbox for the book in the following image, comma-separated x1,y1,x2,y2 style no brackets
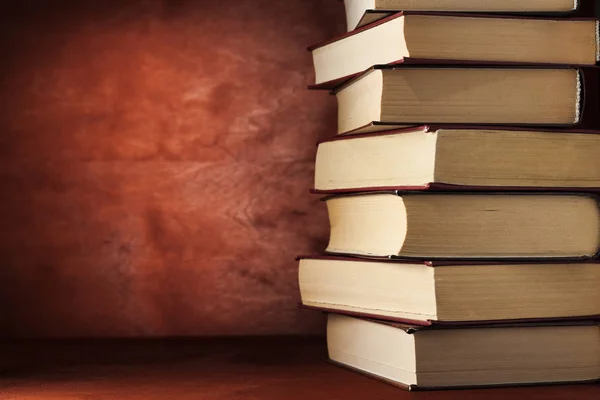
327,314,600,390
334,65,599,134
344,0,595,31
314,126,600,192
299,255,600,324
309,12,599,86
324,192,600,259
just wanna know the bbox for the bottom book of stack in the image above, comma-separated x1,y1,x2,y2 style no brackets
327,314,600,390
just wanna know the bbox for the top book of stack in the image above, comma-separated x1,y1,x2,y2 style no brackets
344,0,599,31
309,11,600,88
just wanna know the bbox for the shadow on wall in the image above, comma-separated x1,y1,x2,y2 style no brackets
0,0,344,337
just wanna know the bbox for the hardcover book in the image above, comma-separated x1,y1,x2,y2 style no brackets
309,12,600,86
323,192,600,259
299,255,600,324
327,314,600,390
314,126,600,192
333,64,600,134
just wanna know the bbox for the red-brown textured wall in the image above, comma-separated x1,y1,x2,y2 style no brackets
0,0,344,337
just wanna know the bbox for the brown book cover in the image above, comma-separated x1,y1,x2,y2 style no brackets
311,124,600,194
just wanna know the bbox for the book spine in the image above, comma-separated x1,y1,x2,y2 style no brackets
579,67,600,129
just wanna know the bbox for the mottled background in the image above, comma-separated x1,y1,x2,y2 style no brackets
0,0,343,337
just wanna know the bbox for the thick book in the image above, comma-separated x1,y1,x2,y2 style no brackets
324,192,600,259
314,126,600,193
298,255,600,324
327,314,600,390
309,12,599,86
344,0,598,31
333,64,600,134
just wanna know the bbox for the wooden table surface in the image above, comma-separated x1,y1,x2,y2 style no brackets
0,337,598,399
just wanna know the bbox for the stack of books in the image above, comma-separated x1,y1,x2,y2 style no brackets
298,0,600,391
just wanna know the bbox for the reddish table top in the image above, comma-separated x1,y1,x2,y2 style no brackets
0,337,598,399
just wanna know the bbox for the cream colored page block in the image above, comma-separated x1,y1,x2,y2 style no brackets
299,258,437,319
345,0,376,31
313,17,407,84
315,130,438,190
328,314,418,385
326,194,407,256
337,70,383,134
